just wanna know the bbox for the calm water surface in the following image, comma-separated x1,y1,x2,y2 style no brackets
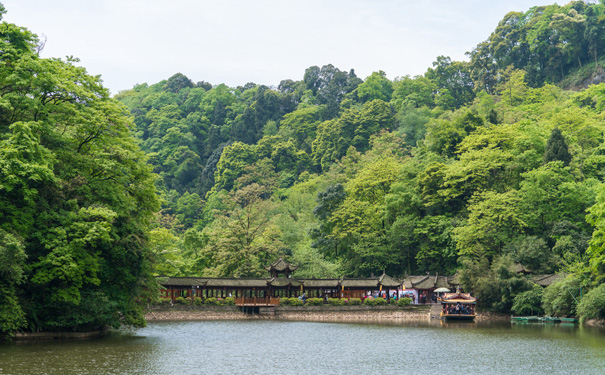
1,320,604,375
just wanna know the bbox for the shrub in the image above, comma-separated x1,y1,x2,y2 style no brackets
159,298,172,305
328,298,345,306
279,297,291,306
220,297,235,306
289,297,304,306
306,298,324,306
204,297,219,305
577,283,605,322
542,276,580,316
193,297,203,306
511,284,543,316
348,298,362,305
389,298,397,305
397,297,412,307
374,297,387,305
174,297,187,305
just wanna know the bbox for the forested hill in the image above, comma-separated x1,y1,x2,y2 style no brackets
114,1,605,318
3,0,605,339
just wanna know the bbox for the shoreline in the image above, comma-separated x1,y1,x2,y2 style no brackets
144,305,508,323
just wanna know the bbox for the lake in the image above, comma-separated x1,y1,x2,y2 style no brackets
1,320,604,374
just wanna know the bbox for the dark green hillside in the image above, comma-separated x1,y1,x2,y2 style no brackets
113,1,605,320
0,7,159,338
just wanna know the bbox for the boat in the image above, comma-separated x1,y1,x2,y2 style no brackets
511,316,541,323
440,292,476,321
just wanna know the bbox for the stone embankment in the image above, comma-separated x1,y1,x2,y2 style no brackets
145,304,431,322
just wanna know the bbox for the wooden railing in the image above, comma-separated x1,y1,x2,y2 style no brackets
235,297,280,306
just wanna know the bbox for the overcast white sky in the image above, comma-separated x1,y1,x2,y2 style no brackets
4,0,557,95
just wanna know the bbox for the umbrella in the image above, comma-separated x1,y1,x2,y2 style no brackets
434,287,451,293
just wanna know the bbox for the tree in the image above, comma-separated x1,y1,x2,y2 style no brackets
544,128,572,165
512,284,544,316
0,14,160,335
357,71,393,103
202,183,284,277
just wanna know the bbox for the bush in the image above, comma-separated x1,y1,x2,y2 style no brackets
279,297,291,306
289,297,304,306
542,276,580,316
511,284,543,316
397,297,412,307
174,296,188,305
364,297,387,306
348,298,362,305
306,298,324,306
577,283,605,322
204,297,219,305
328,298,345,306
159,298,172,305
220,297,235,306
193,297,203,306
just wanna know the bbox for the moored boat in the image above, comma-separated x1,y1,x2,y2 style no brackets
440,292,476,321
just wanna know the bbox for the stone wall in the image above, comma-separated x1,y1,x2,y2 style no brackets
145,305,431,322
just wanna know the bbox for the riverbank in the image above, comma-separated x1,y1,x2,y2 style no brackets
143,304,509,323
12,328,109,341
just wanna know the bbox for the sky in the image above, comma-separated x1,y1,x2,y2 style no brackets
3,0,558,95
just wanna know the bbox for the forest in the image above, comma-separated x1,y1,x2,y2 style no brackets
3,1,605,337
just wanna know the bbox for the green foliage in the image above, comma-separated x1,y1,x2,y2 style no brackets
328,298,345,306
363,297,387,306
348,298,362,305
460,256,534,313
544,128,572,165
204,297,219,305
306,298,324,306
397,297,412,307
542,275,581,317
219,297,235,306
511,284,544,316
0,14,160,336
576,283,605,321
289,297,304,306
174,297,188,305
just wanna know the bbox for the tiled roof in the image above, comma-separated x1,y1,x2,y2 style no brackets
265,258,298,272
157,277,207,287
532,273,567,287
204,278,269,288
299,279,340,288
268,278,303,287
341,278,379,288
378,273,402,288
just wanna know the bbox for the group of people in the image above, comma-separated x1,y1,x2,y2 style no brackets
442,302,474,315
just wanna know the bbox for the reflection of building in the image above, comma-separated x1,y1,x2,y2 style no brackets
157,258,564,307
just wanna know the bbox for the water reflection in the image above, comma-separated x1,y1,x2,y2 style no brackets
1,320,604,375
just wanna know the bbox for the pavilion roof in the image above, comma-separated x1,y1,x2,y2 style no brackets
157,277,207,287
435,276,450,289
532,273,566,287
378,273,402,288
442,292,476,303
510,263,533,274
299,279,340,288
268,278,303,287
204,278,269,288
265,258,298,272
341,278,379,288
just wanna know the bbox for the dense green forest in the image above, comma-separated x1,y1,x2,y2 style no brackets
3,1,605,338
0,5,159,337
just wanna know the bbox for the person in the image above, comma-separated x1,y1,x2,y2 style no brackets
302,292,306,303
